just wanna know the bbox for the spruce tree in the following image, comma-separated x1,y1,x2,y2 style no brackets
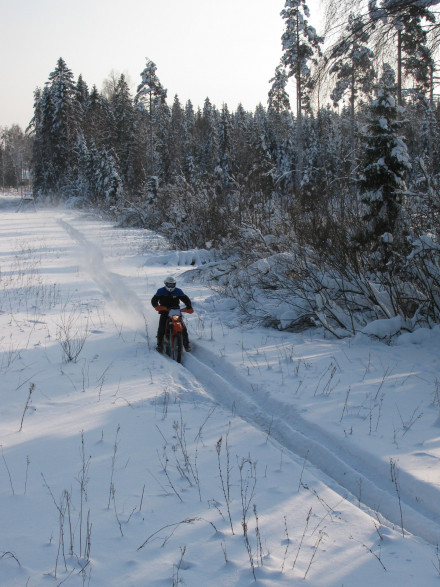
231,103,253,185
218,104,233,186
168,95,186,179
268,65,295,205
196,98,219,177
47,58,79,193
31,58,80,197
360,64,411,258
31,86,56,195
183,100,196,182
111,74,135,189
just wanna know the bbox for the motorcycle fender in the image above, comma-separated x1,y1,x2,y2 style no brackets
173,322,183,333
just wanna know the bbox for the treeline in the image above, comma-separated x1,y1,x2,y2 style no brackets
0,125,32,190
13,0,440,332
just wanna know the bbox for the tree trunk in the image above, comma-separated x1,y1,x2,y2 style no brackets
295,12,303,192
149,93,154,176
397,29,402,107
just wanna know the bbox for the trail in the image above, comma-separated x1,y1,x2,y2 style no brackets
58,218,147,332
60,216,440,547
183,345,440,545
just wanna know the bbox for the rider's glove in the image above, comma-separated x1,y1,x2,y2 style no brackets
185,307,194,314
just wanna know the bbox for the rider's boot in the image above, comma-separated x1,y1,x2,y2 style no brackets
156,336,163,353
183,332,191,352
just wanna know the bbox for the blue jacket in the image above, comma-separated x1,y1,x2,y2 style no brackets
151,287,192,311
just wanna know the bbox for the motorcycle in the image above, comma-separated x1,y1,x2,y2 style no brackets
155,306,192,363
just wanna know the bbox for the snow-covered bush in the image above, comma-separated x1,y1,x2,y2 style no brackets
197,227,440,340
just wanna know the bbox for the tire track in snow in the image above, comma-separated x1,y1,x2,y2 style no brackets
184,344,440,546
58,219,147,331
58,217,440,544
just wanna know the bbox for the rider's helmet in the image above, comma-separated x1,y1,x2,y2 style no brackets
164,276,177,292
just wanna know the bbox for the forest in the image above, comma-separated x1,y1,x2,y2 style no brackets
2,0,440,336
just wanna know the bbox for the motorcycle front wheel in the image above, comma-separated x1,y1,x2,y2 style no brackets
164,331,172,357
171,332,183,363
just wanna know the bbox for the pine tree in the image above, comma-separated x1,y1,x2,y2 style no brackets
329,12,375,179
135,59,167,178
280,0,323,189
370,0,435,105
397,1,435,101
268,64,291,113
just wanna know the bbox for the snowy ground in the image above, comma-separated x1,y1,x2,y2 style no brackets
1,191,440,586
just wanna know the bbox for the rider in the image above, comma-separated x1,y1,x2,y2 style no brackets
151,276,193,353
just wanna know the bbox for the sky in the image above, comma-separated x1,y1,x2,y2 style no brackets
0,0,314,130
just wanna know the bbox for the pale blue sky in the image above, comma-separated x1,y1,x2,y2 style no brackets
1,0,314,129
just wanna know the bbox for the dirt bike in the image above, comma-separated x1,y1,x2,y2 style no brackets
155,306,193,363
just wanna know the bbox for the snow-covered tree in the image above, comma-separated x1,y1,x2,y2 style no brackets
330,12,375,176
231,103,252,181
110,74,135,189
218,104,233,185
47,58,80,186
135,59,167,177
0,125,32,189
360,64,411,258
182,100,196,181
268,64,291,114
167,95,185,179
30,58,81,197
31,85,56,195
196,98,219,177
268,64,295,200
280,0,323,188
370,0,436,105
95,148,122,207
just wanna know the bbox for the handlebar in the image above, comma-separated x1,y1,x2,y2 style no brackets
155,306,194,314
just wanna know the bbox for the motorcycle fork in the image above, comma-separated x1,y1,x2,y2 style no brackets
168,316,182,348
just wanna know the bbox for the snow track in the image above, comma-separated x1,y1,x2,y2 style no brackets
61,215,440,547
4,206,440,585
59,218,147,330
185,344,440,546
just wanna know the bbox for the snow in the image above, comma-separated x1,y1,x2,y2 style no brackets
1,192,440,586
378,116,388,130
360,314,402,338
